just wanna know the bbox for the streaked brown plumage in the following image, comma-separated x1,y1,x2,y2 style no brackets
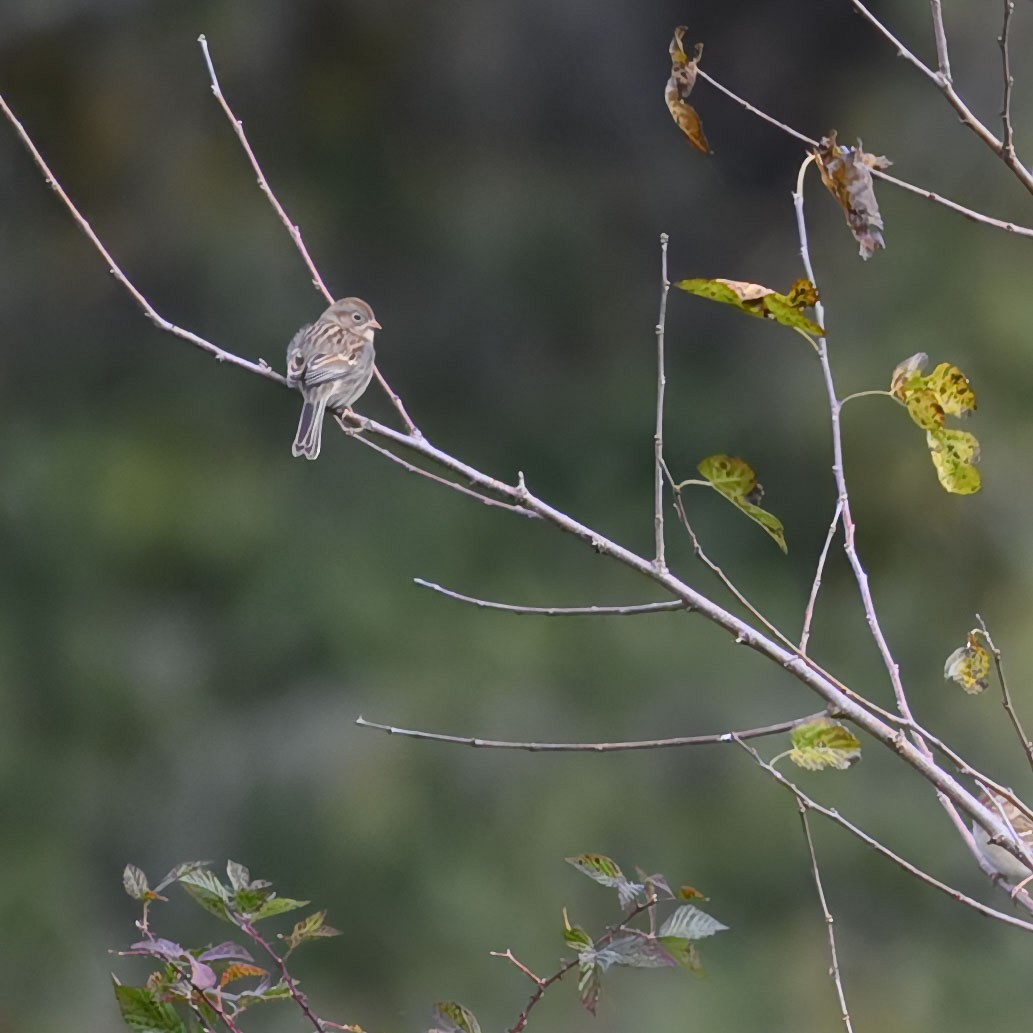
286,297,380,460
972,793,1033,889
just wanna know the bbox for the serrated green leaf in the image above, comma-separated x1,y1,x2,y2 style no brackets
944,635,991,694
154,861,211,893
789,717,862,771
658,904,730,940
563,911,593,952
429,1000,482,1033
250,895,309,921
123,864,150,901
696,454,787,553
226,860,251,891
285,909,342,951
179,870,231,923
675,277,825,335
657,935,704,973
112,983,185,1033
565,854,643,908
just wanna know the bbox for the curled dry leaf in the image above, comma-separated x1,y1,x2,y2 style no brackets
814,130,891,260
674,276,825,336
666,26,710,154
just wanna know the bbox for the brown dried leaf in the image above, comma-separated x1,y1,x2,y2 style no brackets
666,27,710,154
814,130,891,260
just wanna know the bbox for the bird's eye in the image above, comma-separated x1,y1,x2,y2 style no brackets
352,312,363,322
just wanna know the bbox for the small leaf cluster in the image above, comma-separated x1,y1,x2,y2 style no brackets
114,861,344,1033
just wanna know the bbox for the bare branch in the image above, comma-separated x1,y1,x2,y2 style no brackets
976,615,1033,774
696,68,1033,238
797,805,854,1033
196,34,421,436
999,0,1017,160
654,232,671,573
0,91,285,385
346,427,538,519
735,737,1033,931
355,713,814,752
800,501,842,654
413,578,687,616
848,0,1033,195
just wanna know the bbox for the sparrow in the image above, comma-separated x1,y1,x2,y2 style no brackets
286,297,380,460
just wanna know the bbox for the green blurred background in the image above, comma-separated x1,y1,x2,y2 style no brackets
4,1,1033,1030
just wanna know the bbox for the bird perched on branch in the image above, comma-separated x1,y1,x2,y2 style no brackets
972,792,1033,895
286,297,380,460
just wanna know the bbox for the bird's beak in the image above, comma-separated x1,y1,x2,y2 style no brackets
369,318,383,330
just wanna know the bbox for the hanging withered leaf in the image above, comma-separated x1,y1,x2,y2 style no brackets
675,276,824,336
666,26,710,154
814,130,891,260
788,716,862,771
944,633,991,694
889,352,980,494
696,454,788,553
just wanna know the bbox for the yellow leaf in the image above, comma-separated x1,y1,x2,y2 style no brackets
674,277,825,336
788,717,862,771
890,352,929,401
944,634,991,694
927,428,981,494
926,362,977,416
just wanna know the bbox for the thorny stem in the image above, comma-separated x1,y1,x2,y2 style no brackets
797,806,854,1033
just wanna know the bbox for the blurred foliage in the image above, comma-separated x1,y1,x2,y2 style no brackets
4,1,1033,1031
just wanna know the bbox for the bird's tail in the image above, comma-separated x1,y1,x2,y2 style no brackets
292,396,327,459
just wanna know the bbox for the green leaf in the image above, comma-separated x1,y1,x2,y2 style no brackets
429,1000,482,1033
657,936,704,973
562,908,594,952
658,904,730,940
155,861,211,893
123,864,150,901
696,454,788,553
179,870,231,923
565,854,643,908
788,717,862,771
944,634,991,694
250,895,309,921
675,277,825,335
226,860,251,891
284,909,342,951
112,983,185,1033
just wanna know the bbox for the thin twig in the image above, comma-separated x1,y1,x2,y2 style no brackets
355,713,815,752
695,68,1033,238
4,82,1027,886
654,232,670,573
0,91,286,385
848,0,1033,195
413,578,687,616
735,737,1033,931
800,501,842,654
345,426,538,518
976,615,1033,774
999,0,1017,160
196,34,421,437
797,806,854,1033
